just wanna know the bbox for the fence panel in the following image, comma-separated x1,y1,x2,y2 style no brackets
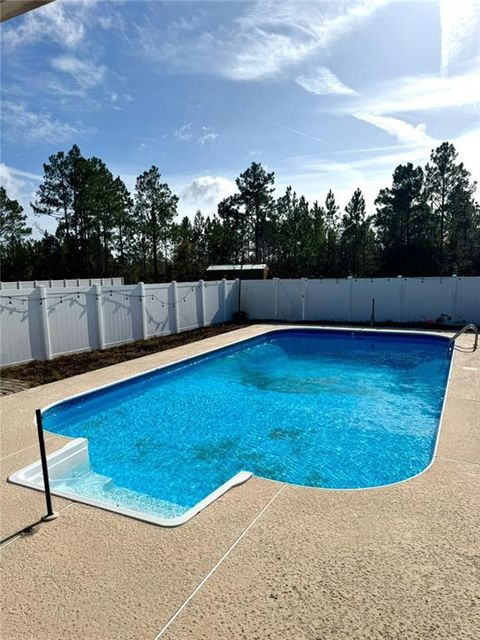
204,281,224,325
225,280,238,319
241,280,274,319
102,286,140,347
456,277,480,324
144,284,170,337
305,279,350,321
277,279,303,321
0,277,123,289
177,282,201,331
0,289,43,365
47,288,94,357
349,278,402,323
402,278,455,323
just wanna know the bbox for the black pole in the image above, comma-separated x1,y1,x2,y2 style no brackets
370,298,376,327
35,409,57,521
237,250,244,313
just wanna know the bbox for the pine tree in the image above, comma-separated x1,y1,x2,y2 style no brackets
375,163,434,275
425,142,478,273
0,187,31,245
235,162,275,262
324,190,339,275
340,188,367,276
134,167,178,281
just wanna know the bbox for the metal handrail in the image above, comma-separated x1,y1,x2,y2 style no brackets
449,323,478,352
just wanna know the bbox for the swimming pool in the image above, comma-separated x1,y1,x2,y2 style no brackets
11,328,453,525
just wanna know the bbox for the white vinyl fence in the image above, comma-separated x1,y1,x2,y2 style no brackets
0,280,238,366
241,276,480,325
0,277,123,290
2,276,479,367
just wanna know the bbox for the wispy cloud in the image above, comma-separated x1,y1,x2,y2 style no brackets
175,123,220,145
50,55,106,92
296,67,357,96
346,66,480,114
175,123,193,142
440,0,480,74
1,0,93,50
1,101,82,145
136,0,389,82
353,113,434,146
274,123,331,145
198,127,219,145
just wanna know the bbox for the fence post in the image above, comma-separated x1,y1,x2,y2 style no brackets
94,284,105,350
348,276,353,322
398,275,404,323
301,278,307,321
170,281,180,334
198,280,206,327
450,274,458,323
138,282,148,340
273,277,279,319
37,286,52,361
221,278,228,322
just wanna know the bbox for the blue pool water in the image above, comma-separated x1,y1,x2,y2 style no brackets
43,329,451,518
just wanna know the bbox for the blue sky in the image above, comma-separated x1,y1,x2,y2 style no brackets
1,0,480,236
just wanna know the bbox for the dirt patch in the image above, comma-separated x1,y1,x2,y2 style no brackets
0,323,246,390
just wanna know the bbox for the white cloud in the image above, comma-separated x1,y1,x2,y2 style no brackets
440,0,480,74
50,55,106,91
349,67,480,114
181,176,237,209
174,123,193,141
0,164,56,238
137,0,389,81
174,123,220,145
353,113,434,146
1,101,81,145
278,122,480,214
296,67,357,96
198,127,219,145
1,0,91,50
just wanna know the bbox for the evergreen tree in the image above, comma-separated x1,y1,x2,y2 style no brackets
310,201,327,276
340,188,368,276
134,167,178,281
324,190,339,275
375,163,434,275
0,187,31,245
235,162,275,262
425,142,478,273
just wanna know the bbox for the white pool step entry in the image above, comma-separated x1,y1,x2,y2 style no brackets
9,438,252,527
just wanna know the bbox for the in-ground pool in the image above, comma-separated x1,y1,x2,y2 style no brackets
11,328,452,525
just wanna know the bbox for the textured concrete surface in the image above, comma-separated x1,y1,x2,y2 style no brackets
1,325,479,640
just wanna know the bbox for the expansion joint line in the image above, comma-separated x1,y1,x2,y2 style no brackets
153,483,286,639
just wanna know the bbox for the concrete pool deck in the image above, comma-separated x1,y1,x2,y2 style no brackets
1,324,479,639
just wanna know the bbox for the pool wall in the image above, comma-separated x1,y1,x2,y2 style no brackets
9,326,454,526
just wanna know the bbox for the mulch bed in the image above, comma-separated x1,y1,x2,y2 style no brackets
0,323,246,390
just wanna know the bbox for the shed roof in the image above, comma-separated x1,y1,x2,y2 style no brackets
206,264,267,271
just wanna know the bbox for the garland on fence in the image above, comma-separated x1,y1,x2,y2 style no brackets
0,281,227,310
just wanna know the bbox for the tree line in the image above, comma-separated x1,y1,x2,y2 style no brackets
1,142,479,283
